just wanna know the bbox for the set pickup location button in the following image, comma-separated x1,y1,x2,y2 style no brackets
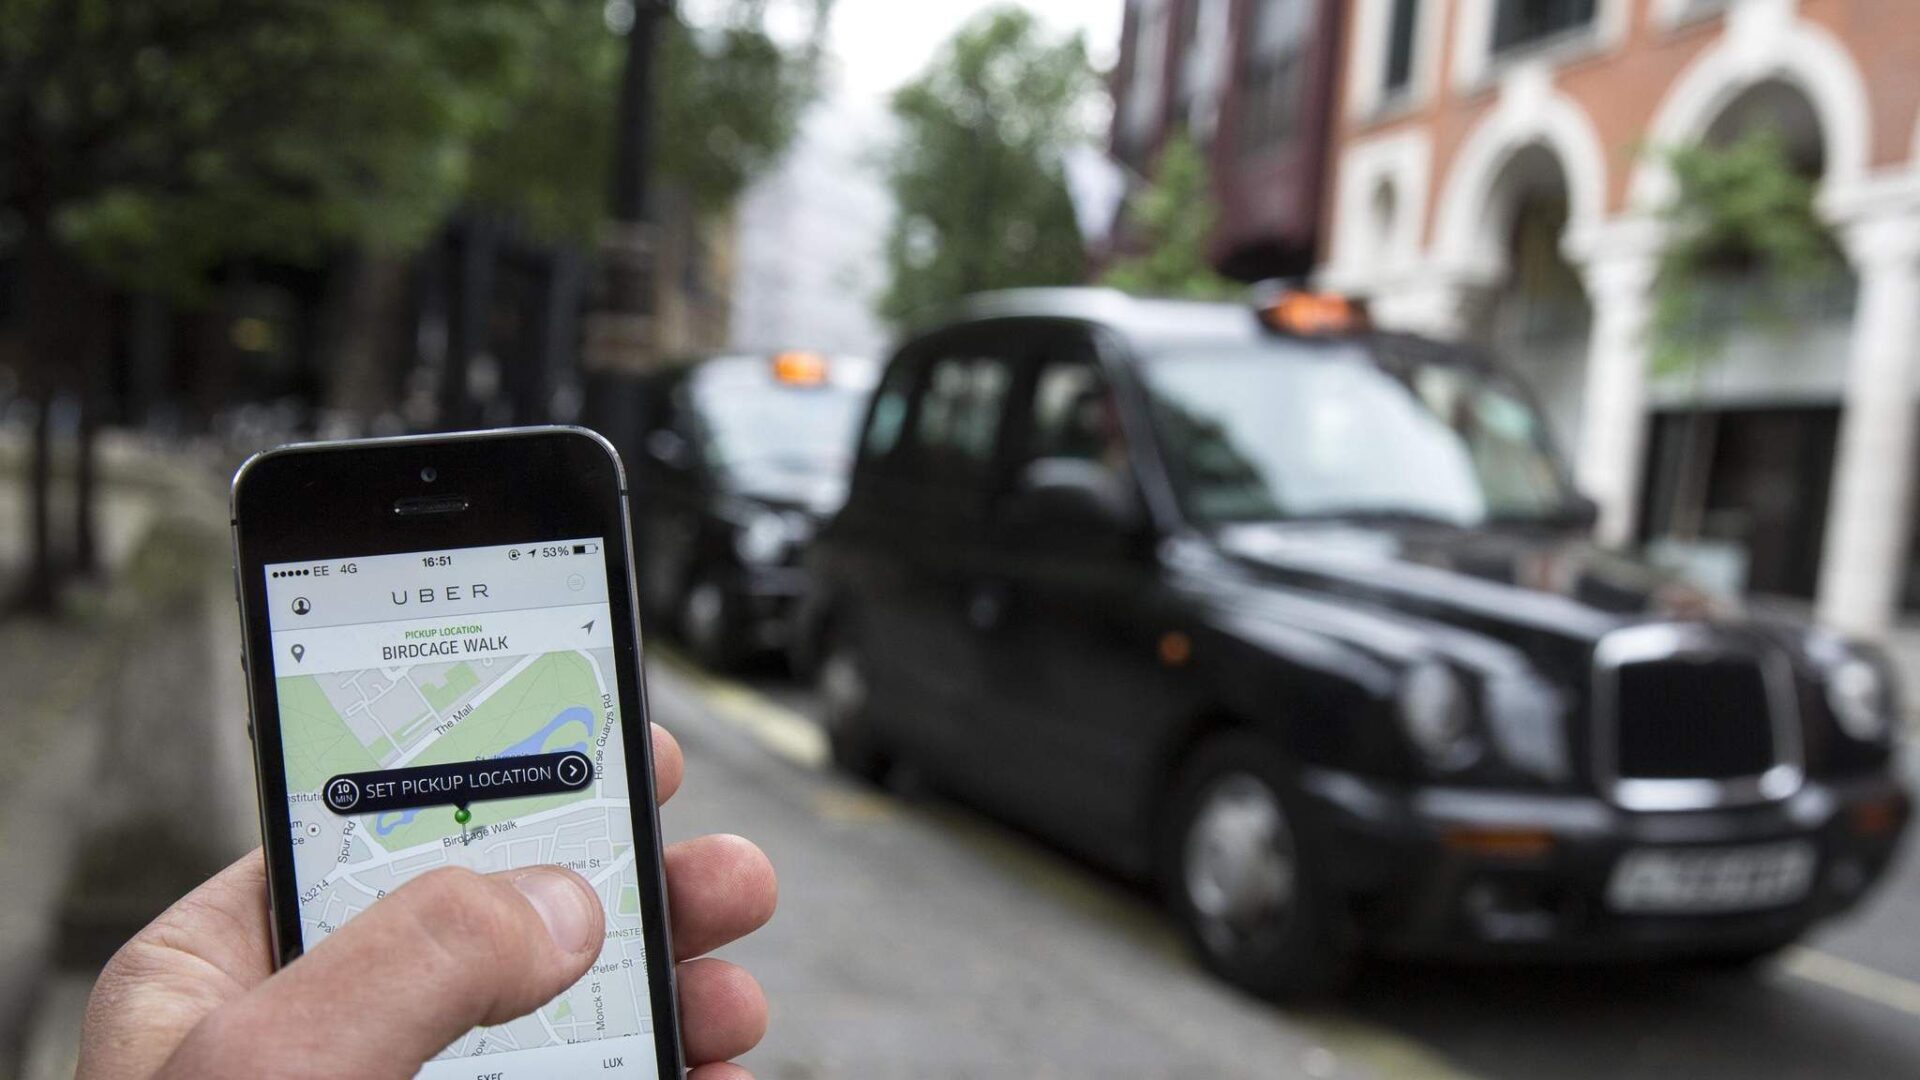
322,751,595,817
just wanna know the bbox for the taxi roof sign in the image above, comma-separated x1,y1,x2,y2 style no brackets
771,350,829,386
1254,287,1368,337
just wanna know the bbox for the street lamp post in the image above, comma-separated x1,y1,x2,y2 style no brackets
583,0,673,392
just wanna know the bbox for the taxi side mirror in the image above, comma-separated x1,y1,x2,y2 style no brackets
1008,458,1143,538
1565,494,1601,531
645,429,694,471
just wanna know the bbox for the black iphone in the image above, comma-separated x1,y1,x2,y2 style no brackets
230,427,683,1079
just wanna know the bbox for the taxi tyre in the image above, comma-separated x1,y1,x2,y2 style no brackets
818,618,891,785
1161,732,1352,999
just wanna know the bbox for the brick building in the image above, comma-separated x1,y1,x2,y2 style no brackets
1315,0,1920,641
1110,0,1347,277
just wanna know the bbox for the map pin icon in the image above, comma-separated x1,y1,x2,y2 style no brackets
291,644,305,663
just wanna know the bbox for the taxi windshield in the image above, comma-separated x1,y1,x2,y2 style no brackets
1140,342,1575,527
688,359,876,477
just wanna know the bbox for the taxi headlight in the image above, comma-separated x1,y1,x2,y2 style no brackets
736,511,791,565
1398,661,1483,771
1828,655,1891,742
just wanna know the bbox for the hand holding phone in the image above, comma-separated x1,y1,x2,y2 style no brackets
111,427,770,1080
75,724,776,1080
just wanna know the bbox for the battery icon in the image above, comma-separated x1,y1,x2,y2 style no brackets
573,543,599,555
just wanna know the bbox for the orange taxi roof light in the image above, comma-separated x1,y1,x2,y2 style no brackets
771,350,829,386
1258,291,1368,336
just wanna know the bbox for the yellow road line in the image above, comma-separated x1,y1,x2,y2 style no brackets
1783,946,1920,1019
655,651,828,769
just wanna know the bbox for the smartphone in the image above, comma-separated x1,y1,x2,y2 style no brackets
231,427,683,1079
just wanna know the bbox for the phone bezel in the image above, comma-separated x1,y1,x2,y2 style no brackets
230,426,684,1079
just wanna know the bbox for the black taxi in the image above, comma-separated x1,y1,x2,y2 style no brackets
614,351,877,668
800,287,1911,995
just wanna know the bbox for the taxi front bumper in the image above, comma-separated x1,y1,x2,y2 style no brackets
1298,769,1910,959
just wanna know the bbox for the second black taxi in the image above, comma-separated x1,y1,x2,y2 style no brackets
800,287,1910,996
617,351,877,669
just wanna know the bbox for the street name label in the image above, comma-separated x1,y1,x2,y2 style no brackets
322,751,594,816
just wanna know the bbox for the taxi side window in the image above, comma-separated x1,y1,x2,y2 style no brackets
861,360,915,461
906,354,1012,483
1027,359,1130,481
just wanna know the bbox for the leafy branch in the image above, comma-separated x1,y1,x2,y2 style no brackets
1100,131,1239,300
1650,128,1844,378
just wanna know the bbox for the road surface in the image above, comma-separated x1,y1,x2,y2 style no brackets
655,653,1920,1080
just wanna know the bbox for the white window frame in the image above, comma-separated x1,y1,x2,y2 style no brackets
1451,0,1630,93
1652,0,1732,31
1321,129,1433,294
1347,0,1448,120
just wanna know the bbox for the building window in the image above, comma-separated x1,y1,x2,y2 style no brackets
1491,0,1596,55
1238,0,1314,154
1383,0,1419,97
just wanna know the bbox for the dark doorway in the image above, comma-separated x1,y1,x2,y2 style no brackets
1640,406,1839,599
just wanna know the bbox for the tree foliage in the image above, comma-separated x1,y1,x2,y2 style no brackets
1651,128,1844,376
0,0,823,293
1100,132,1238,299
878,7,1092,324
0,0,536,295
467,0,825,242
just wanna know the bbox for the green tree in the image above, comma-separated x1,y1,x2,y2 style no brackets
1101,132,1238,299
0,0,821,610
878,7,1092,324
467,0,826,242
1,0,535,610
1647,128,1844,543
1651,128,1843,376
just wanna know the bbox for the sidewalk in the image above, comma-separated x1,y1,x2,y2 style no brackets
0,446,251,1080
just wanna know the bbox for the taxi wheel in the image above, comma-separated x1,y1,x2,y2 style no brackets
819,624,890,785
1162,733,1350,999
679,575,741,671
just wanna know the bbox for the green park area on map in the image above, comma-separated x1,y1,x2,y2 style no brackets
277,651,607,851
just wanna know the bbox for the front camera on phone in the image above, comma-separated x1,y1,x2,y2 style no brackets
420,466,438,483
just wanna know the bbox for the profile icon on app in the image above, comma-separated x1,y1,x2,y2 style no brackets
291,597,312,616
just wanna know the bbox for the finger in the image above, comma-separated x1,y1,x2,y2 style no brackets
158,865,603,1080
653,722,684,805
678,958,768,1065
666,834,777,960
79,851,275,1080
690,1064,756,1080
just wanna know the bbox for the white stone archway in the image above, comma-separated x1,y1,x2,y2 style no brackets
1628,1,1872,212
1431,67,1611,283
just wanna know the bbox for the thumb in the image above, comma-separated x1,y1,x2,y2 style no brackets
159,865,605,1080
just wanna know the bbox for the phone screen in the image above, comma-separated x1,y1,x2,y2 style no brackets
262,536,659,1079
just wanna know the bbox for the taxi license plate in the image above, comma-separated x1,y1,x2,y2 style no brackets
1606,841,1817,914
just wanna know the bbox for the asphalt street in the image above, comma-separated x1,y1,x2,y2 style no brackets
651,652,1920,1080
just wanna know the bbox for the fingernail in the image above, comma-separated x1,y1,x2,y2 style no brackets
513,869,598,953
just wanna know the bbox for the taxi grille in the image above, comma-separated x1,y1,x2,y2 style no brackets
1611,656,1776,780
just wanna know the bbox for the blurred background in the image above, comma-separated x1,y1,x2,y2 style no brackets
7,1,1920,1077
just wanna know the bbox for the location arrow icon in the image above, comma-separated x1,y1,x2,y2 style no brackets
581,620,595,634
